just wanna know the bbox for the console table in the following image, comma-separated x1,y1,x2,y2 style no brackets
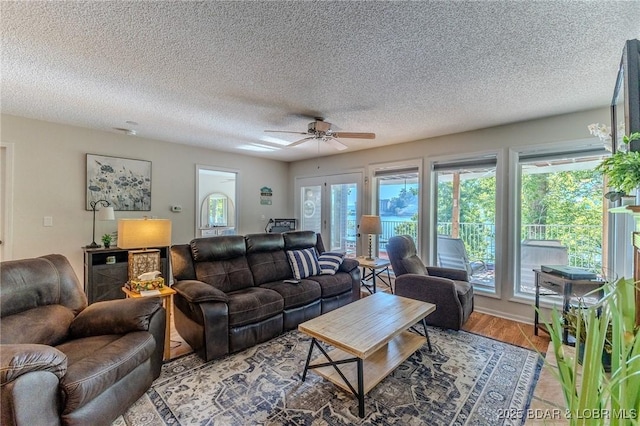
533,269,604,344
83,246,169,304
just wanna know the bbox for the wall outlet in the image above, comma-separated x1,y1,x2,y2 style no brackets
43,216,53,227
171,205,182,212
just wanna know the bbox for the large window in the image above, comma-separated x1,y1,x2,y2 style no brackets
433,155,497,293
515,149,607,296
374,166,420,259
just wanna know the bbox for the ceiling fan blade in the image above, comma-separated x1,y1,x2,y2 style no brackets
325,137,348,151
332,132,375,139
264,130,309,135
288,137,315,147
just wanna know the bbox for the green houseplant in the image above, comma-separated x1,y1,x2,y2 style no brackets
101,233,112,248
540,277,640,425
595,132,640,202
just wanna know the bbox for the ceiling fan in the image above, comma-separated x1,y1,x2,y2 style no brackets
264,118,375,151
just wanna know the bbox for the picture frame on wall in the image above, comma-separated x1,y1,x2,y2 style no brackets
86,154,152,211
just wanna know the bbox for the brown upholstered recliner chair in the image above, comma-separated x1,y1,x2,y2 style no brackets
387,235,474,330
0,254,166,426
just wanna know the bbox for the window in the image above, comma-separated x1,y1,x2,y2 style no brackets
433,155,497,293
515,148,607,296
374,165,420,260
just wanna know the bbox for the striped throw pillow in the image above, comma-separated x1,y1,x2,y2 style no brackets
318,252,345,275
286,248,320,279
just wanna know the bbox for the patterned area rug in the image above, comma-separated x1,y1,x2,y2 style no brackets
114,327,542,426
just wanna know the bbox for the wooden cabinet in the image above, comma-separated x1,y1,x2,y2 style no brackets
83,247,169,304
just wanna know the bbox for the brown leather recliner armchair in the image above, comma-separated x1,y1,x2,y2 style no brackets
0,254,166,426
387,235,474,330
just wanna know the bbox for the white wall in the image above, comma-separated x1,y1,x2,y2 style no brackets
2,108,614,324
1,114,290,278
288,107,612,323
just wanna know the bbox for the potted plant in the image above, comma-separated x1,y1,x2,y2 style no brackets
563,304,613,372
595,132,640,203
540,277,640,425
101,233,112,248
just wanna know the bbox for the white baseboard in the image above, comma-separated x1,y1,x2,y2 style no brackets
473,306,533,326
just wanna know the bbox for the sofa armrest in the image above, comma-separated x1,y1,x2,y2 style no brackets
0,344,67,385
339,257,359,273
68,297,163,338
173,280,229,304
426,266,469,282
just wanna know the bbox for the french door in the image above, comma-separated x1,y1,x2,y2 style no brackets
296,173,362,256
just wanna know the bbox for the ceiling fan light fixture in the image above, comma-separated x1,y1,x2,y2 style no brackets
263,117,374,150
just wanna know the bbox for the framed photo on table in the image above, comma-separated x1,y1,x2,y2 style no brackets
86,154,152,211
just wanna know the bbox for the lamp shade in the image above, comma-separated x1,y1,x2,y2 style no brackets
98,206,115,221
117,218,172,249
359,215,382,235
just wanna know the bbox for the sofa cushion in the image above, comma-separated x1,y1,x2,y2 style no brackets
259,279,321,309
194,256,255,293
0,305,75,346
56,332,156,413
318,252,345,275
287,248,320,279
306,273,353,298
245,234,291,285
226,287,284,328
0,255,87,318
283,230,317,250
190,236,246,262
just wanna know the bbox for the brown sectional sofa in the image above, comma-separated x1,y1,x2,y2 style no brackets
170,230,361,361
0,254,165,426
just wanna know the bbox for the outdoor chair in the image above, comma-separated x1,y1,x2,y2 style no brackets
436,235,487,277
387,235,474,330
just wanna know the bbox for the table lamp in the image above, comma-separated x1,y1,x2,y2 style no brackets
359,215,382,260
86,200,115,248
117,218,172,281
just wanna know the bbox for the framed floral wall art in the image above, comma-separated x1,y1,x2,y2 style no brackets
86,154,152,211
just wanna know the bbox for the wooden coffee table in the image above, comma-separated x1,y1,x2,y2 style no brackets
298,292,436,418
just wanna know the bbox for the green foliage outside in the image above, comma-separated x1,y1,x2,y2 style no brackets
429,169,602,270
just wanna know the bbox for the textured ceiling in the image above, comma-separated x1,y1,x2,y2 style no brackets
2,1,639,162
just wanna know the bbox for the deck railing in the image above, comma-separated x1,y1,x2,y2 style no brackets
344,219,601,272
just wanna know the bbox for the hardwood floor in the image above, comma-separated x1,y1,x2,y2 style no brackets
462,311,550,353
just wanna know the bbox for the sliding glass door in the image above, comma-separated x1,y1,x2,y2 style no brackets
296,173,362,256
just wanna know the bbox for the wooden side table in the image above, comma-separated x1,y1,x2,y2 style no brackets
355,257,392,294
533,270,603,344
122,286,176,361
